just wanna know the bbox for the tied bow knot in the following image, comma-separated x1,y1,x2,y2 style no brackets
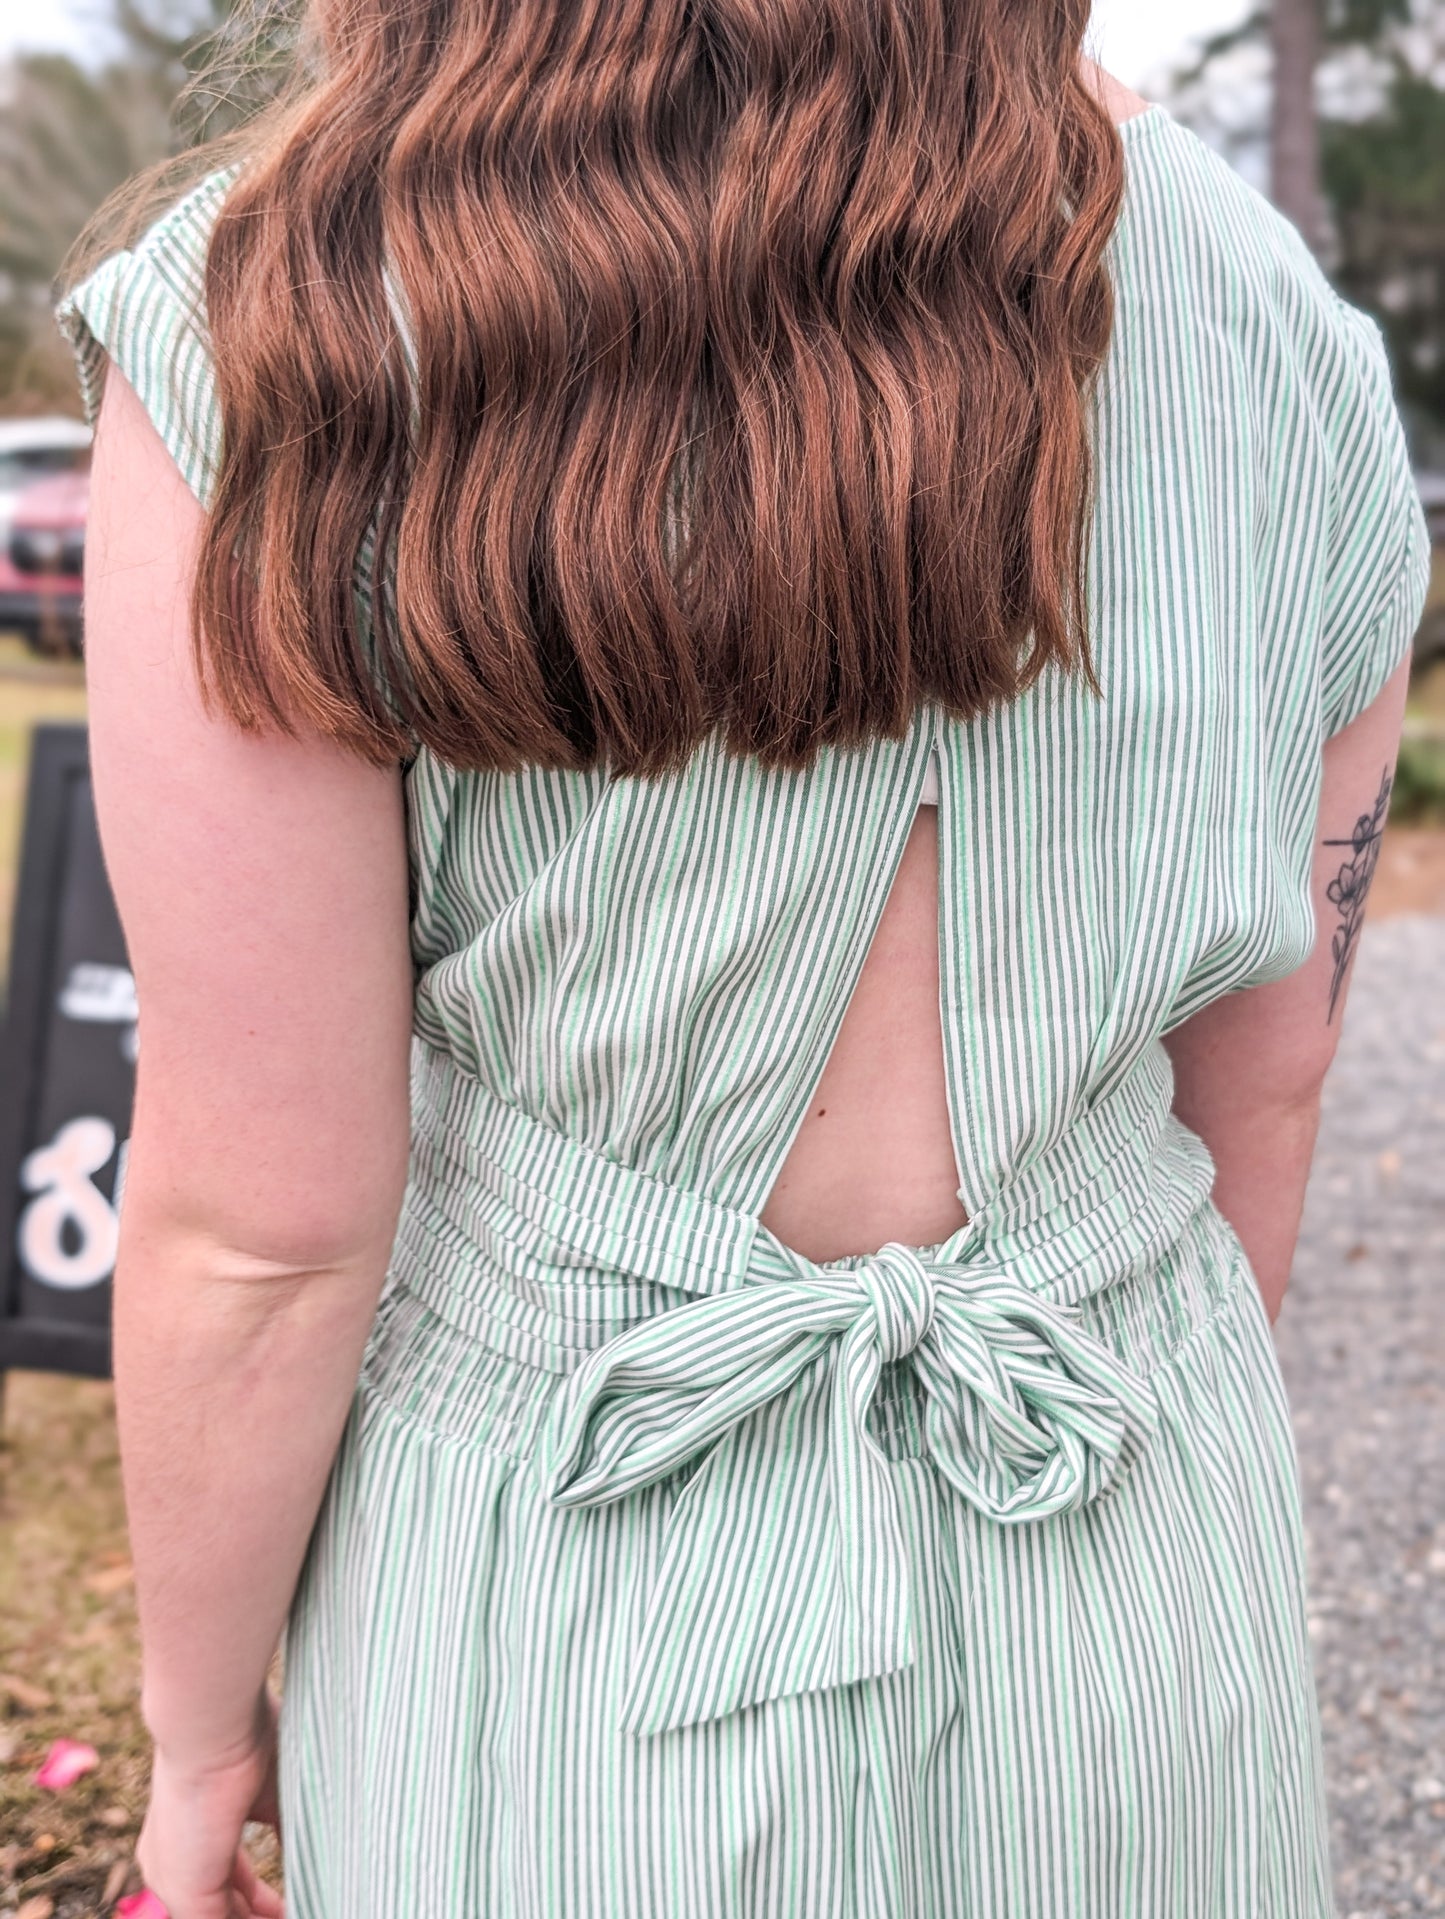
861,1243,935,1363
533,1240,1160,1739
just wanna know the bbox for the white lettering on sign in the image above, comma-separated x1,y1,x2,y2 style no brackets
58,962,137,1024
18,1116,125,1290
57,961,139,1063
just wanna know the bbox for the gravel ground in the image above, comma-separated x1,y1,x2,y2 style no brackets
1276,910,1445,1919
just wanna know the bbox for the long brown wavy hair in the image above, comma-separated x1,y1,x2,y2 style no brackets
66,0,1127,776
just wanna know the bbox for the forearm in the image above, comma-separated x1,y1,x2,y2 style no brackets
114,1188,389,1765
1170,1082,1322,1323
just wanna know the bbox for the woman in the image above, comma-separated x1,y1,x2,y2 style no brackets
54,0,1428,1908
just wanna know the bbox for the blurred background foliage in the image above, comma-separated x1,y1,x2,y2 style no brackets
1326,60,1445,445
0,0,296,411
1167,0,1445,462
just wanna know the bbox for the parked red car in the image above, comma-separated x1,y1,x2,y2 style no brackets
0,467,89,657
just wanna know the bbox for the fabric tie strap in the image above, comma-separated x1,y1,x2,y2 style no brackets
532,1239,1161,1738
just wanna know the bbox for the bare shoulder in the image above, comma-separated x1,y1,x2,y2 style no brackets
1077,54,1155,127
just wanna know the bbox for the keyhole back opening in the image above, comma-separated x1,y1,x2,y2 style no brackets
756,765,971,1266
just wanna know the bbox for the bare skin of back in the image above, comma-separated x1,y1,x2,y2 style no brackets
759,60,1157,1267
758,806,969,1260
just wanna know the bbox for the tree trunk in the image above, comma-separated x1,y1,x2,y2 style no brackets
1270,0,1327,256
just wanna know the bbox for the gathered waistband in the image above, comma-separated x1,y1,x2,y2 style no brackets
367,1032,1247,1738
393,1032,1231,1363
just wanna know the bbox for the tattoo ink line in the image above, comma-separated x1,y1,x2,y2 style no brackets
1322,764,1392,1022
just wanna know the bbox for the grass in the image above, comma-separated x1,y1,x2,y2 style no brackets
0,1372,150,1915
0,1365,283,1913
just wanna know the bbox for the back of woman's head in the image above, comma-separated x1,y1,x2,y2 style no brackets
76,0,1128,775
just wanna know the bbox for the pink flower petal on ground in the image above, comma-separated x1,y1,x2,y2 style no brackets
116,1892,170,1919
32,1736,100,1789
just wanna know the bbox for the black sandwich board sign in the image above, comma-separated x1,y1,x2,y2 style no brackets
0,724,131,1383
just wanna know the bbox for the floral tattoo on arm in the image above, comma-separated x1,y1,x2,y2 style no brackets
1323,765,1391,1022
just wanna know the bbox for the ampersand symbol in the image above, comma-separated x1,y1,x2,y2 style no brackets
18,1116,121,1290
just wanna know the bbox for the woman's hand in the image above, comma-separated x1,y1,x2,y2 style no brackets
135,1688,285,1919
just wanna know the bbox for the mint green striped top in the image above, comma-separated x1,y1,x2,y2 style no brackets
55,104,1431,1219
54,101,1434,1919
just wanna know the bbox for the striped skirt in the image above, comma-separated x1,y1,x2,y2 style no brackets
277,1037,1335,1917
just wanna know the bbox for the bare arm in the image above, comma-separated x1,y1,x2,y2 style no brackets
1162,654,1411,1321
84,365,414,1900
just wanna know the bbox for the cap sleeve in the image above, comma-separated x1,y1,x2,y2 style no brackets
53,166,240,511
54,165,242,510
1317,298,1432,739
53,168,420,766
